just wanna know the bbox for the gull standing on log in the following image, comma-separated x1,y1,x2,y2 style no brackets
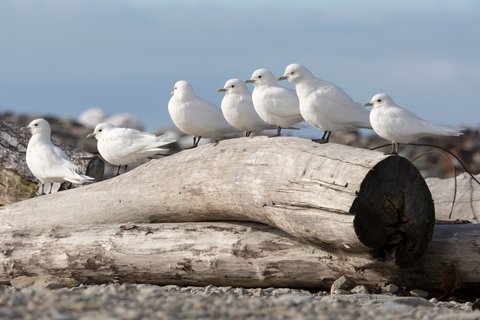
87,123,175,175
24,118,95,194
364,93,463,153
168,80,235,148
218,78,277,137
245,68,303,136
278,63,371,143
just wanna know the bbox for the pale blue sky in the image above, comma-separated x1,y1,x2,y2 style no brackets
1,0,479,132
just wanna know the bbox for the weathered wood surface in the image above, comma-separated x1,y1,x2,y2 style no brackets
0,120,104,205
0,137,435,266
0,221,477,292
426,173,480,222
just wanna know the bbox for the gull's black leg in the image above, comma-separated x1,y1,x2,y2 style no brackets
276,126,282,136
185,136,201,149
193,136,201,147
324,131,331,143
312,131,331,144
269,126,282,138
386,142,399,155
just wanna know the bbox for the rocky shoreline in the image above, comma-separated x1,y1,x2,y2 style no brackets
0,283,479,319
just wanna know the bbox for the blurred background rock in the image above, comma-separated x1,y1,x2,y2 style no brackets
2,111,478,179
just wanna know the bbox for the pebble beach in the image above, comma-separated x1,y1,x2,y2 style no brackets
1,283,479,319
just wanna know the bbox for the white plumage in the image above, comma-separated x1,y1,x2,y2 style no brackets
366,93,463,152
246,68,303,136
168,80,235,147
87,123,175,167
279,63,371,142
25,118,94,193
219,78,276,136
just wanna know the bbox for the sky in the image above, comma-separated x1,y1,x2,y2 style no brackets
0,0,479,133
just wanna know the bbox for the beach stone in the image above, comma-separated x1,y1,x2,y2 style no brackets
382,283,399,294
351,285,369,294
272,288,294,297
331,289,350,295
232,287,245,297
330,276,356,294
410,289,429,298
249,288,263,296
464,301,473,311
392,297,434,307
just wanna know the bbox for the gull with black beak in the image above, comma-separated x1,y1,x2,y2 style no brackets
87,123,175,175
279,63,371,143
218,78,277,137
364,93,463,154
168,80,235,148
24,118,95,194
245,68,303,136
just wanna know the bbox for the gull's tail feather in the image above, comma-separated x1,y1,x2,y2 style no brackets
154,131,177,147
426,123,464,137
144,147,170,153
64,171,95,184
135,131,177,156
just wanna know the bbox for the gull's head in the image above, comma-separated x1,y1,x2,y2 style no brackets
218,79,249,95
364,93,394,109
26,118,51,136
245,68,276,87
278,63,312,83
171,80,195,101
87,122,115,139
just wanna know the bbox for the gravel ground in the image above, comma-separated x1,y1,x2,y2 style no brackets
0,284,479,319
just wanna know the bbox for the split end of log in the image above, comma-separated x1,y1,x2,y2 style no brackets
351,155,435,267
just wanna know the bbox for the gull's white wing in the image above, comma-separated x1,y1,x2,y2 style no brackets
103,127,173,156
379,106,462,138
51,144,79,171
312,84,371,128
31,144,78,179
264,87,301,119
222,94,273,131
189,98,236,136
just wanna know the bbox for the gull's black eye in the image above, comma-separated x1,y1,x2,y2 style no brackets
231,85,235,88
258,75,262,78
99,129,102,132
34,123,38,126
377,99,382,103
291,71,295,75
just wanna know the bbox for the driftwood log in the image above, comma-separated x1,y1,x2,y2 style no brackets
0,137,434,266
0,221,477,293
0,120,104,205
426,173,480,222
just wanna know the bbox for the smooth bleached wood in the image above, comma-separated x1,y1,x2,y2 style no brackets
426,173,480,222
0,137,435,265
0,222,478,292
